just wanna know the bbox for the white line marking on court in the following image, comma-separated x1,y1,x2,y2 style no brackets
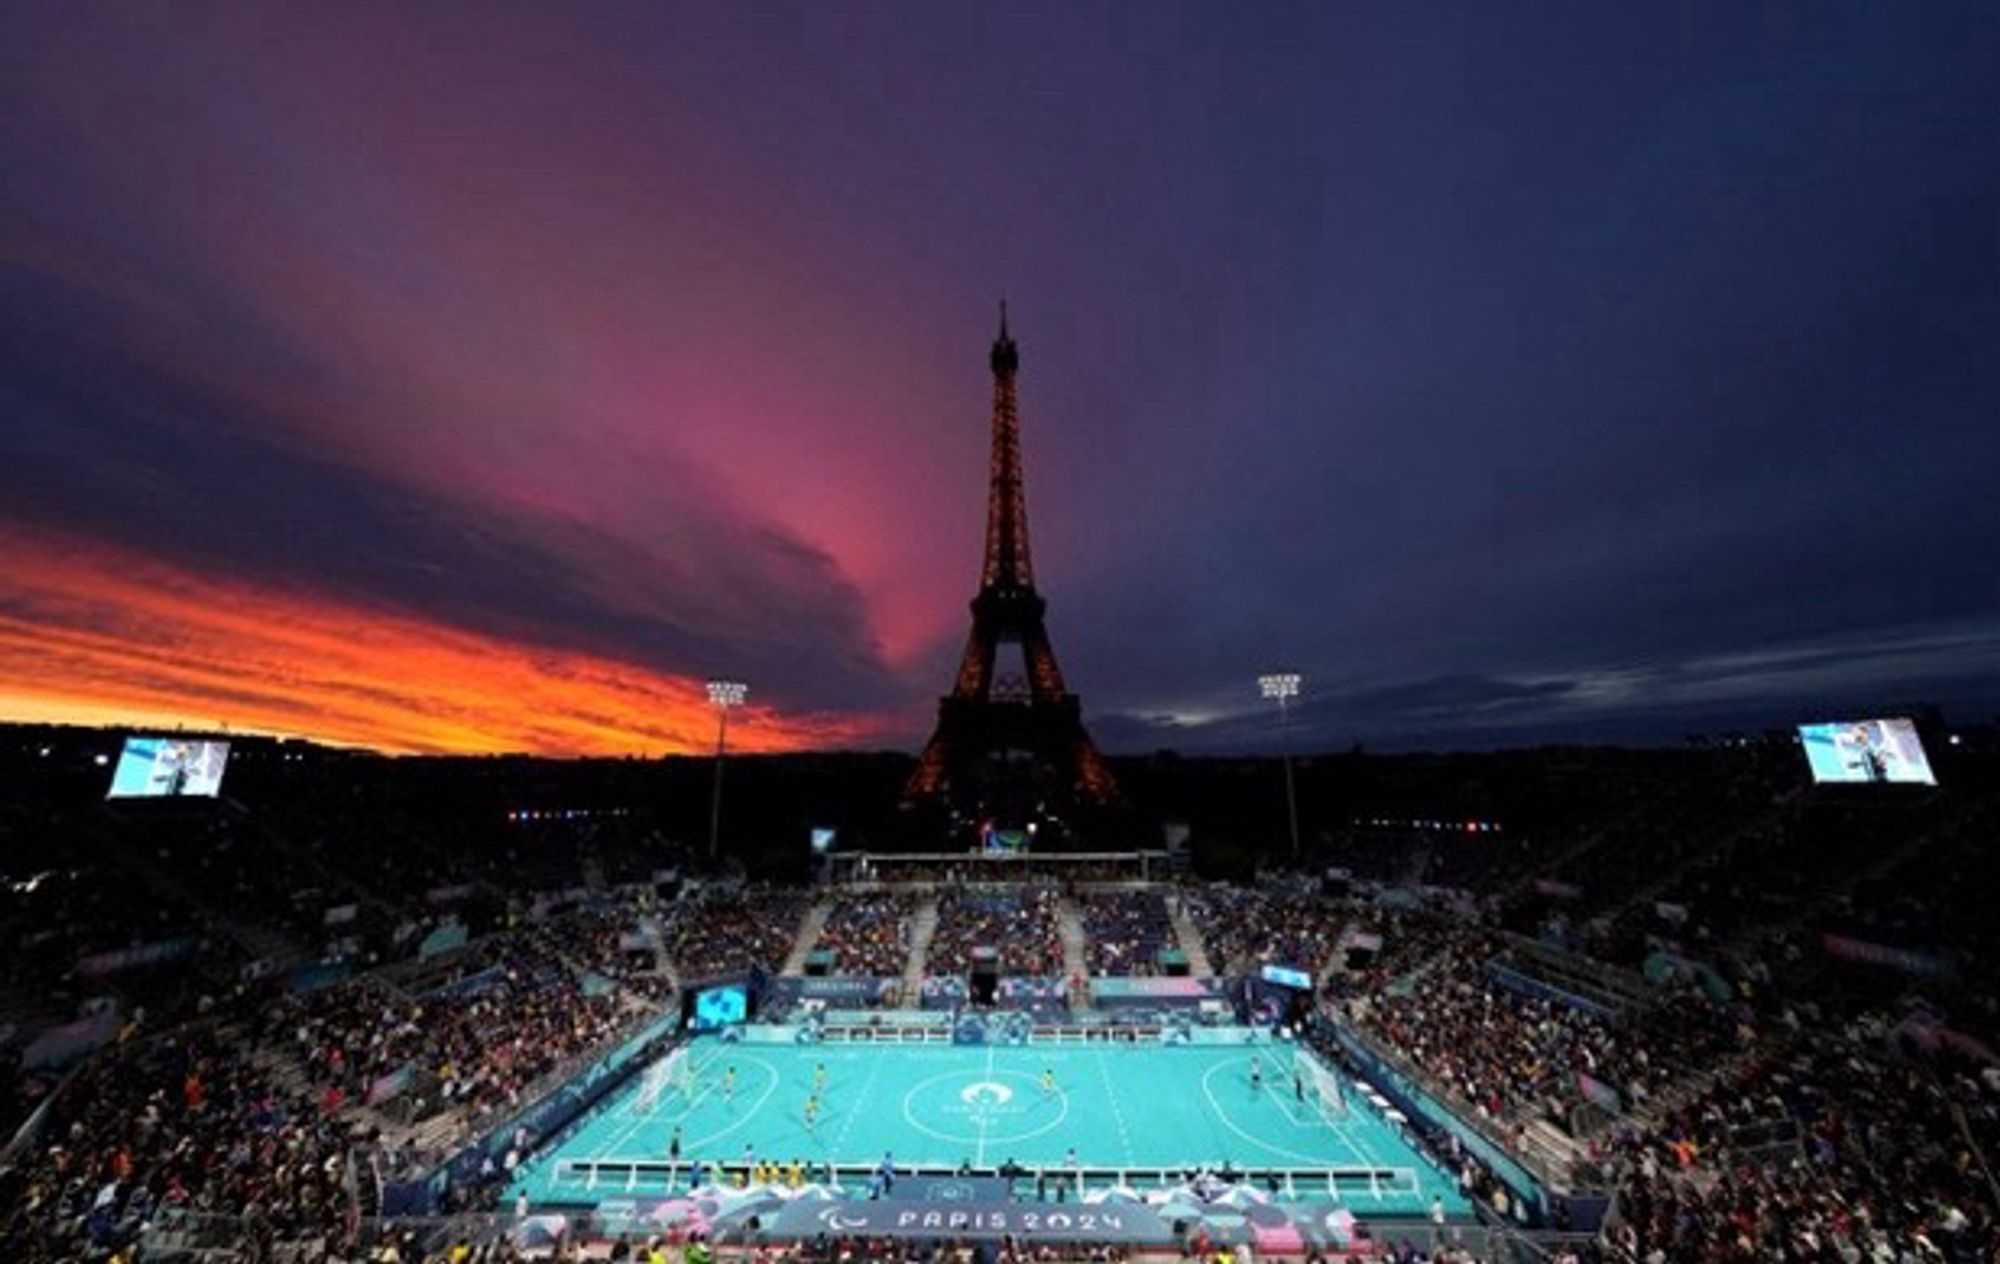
1202,1052,1410,1197
1200,1057,1365,1167
596,1047,713,1160
600,1050,780,1161
975,1042,994,1167
1092,1048,1135,1168
680,1054,783,1154
827,1042,884,1167
1301,1059,1383,1174
618,1042,726,1121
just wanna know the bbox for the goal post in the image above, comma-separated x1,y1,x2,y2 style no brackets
1293,1046,1345,1122
637,1045,696,1110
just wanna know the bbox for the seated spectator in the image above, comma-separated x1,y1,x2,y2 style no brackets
930,887,1062,976
814,891,916,977
1077,890,1174,976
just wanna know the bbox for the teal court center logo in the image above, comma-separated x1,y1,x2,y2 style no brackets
960,1081,1014,1112
943,1079,1022,1130
901,1069,1066,1146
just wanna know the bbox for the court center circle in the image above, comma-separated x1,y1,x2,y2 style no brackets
901,1068,1068,1146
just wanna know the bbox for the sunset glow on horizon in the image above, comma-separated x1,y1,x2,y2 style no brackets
0,529,878,756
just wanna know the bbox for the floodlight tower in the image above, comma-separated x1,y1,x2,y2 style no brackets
705,679,748,861
1258,672,1304,863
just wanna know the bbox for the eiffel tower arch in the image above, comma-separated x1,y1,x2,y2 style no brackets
904,305,1118,824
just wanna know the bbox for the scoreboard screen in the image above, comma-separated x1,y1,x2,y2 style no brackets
107,736,231,798
1799,717,1936,785
689,983,748,1030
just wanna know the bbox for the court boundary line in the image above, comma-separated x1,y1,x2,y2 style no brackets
1264,1059,1376,1168
1091,1047,1136,1168
975,1042,994,1167
827,1045,883,1176
539,1039,1430,1204
600,1051,783,1163
1199,1057,1390,1172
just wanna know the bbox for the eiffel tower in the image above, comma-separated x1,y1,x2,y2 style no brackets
904,304,1118,812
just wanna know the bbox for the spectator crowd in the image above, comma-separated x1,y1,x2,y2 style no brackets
811,890,915,976
928,886,1064,976
672,888,811,980
1077,890,1174,976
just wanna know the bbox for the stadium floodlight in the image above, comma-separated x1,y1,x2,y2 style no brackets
706,679,748,859
1258,672,1305,862
1258,673,1301,703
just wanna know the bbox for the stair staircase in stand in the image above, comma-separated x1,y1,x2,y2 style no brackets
1057,895,1089,1009
899,895,940,1008
1168,893,1216,978
781,896,834,976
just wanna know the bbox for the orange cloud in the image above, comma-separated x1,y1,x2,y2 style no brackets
0,528,879,755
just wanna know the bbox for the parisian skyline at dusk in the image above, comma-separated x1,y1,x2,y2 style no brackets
2,3,1995,755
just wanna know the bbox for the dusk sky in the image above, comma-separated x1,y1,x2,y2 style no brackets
2,3,1995,755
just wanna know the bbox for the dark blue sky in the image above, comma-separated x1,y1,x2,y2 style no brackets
1,2,1995,753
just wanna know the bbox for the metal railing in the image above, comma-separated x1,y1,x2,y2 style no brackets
545,1157,1421,1204
136,1207,326,1263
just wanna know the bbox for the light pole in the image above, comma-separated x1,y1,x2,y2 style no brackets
705,679,747,861
1258,672,1304,863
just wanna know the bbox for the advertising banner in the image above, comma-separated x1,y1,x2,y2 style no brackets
765,1197,1169,1242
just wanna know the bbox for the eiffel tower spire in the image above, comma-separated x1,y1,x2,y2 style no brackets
905,307,1118,810
981,298,1032,592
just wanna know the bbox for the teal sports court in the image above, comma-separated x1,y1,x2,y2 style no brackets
509,1035,1470,1219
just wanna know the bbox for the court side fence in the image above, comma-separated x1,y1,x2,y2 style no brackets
143,1207,1607,1262
144,1205,1595,1262
548,1157,1422,1204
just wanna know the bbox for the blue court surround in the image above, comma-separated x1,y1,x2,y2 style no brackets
510,1035,1468,1218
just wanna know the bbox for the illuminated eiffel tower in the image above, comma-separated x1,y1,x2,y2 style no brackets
904,305,1118,813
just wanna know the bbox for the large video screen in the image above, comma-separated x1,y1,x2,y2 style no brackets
689,983,748,1031
1260,964,1313,990
981,822,1029,853
1799,718,1936,785
107,736,231,799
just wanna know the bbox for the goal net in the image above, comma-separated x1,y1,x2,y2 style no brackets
1293,1046,1345,1122
636,1045,696,1111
